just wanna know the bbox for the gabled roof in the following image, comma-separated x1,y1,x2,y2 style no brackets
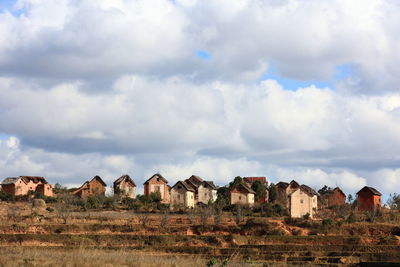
300,184,318,196
203,181,217,190
114,175,136,187
1,177,19,185
172,180,195,192
20,176,48,184
243,177,267,184
91,175,107,187
289,180,300,188
144,173,168,184
187,175,204,186
276,182,289,189
231,182,256,194
357,186,382,196
318,186,345,197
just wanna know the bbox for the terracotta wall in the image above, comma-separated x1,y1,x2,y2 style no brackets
144,178,170,204
357,192,381,212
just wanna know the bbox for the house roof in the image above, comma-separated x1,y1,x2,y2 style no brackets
143,173,168,184
20,176,48,184
172,180,195,192
187,175,204,186
204,181,217,190
318,186,346,197
232,182,256,194
91,175,107,187
300,185,319,196
1,177,19,185
243,177,267,184
114,175,136,187
276,182,289,189
357,186,382,196
289,185,318,197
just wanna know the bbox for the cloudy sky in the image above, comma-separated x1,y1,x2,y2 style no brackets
1,0,400,197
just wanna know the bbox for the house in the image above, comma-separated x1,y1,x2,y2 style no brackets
184,175,217,205
243,176,269,203
230,182,255,206
143,173,170,204
1,176,53,197
276,180,300,205
170,181,195,208
72,176,106,198
114,175,136,199
288,185,318,218
318,186,346,207
356,186,382,212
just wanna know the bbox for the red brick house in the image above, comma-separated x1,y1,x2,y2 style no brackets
318,186,346,207
73,176,107,198
143,173,170,204
243,177,269,203
356,186,381,212
1,176,53,197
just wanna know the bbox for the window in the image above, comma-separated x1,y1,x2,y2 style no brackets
239,196,242,200
191,195,193,199
177,195,180,199
157,178,160,181
300,199,304,204
204,193,207,196
155,186,161,192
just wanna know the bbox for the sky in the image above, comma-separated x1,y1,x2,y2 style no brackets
0,0,400,199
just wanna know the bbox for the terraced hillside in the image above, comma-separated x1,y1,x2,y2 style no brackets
0,203,399,266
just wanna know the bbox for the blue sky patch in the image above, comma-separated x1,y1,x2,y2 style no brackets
334,64,356,80
261,65,335,91
196,50,211,61
0,133,11,140
0,0,25,17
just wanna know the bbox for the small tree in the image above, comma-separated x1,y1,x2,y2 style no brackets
199,206,212,227
251,180,266,202
347,194,354,204
234,205,243,225
268,183,277,203
213,201,224,225
387,193,400,211
56,194,75,224
160,210,170,231
216,187,230,207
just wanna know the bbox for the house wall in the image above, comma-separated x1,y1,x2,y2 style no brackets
185,191,195,208
290,190,318,218
231,192,248,205
36,184,54,197
247,193,255,205
116,181,136,199
1,184,15,195
89,179,106,196
328,190,346,207
357,192,381,212
170,186,194,208
197,185,217,204
144,178,170,204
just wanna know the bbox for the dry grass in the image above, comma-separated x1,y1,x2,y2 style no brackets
0,247,207,267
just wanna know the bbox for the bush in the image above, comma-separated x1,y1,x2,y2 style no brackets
322,218,334,227
347,212,357,223
0,191,14,201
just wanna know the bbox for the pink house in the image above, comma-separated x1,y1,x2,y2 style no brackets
1,176,53,197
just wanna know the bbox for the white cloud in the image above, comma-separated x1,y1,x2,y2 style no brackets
0,0,400,196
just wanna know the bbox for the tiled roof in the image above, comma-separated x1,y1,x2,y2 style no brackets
144,173,168,184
